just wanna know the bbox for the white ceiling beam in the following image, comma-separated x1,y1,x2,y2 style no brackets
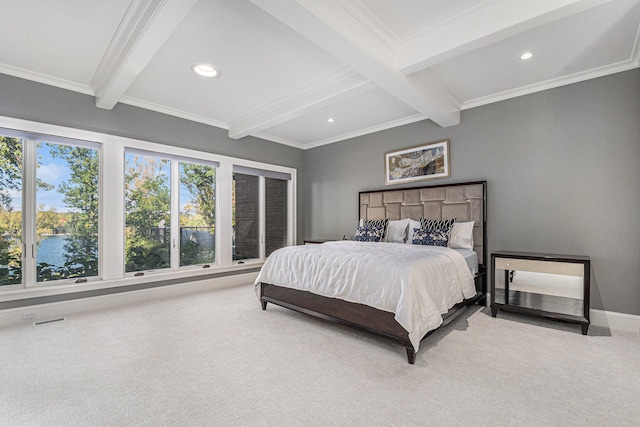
228,69,374,140
250,0,461,127
398,0,615,75
91,0,198,110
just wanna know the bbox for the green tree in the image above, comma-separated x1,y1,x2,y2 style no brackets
0,209,22,285
36,205,59,236
179,163,216,265
0,137,23,284
180,163,216,228
1,138,84,284
124,155,171,271
48,144,99,279
0,210,21,237
1,136,54,211
0,137,22,211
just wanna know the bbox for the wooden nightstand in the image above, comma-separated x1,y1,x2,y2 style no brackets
303,239,333,245
491,251,590,334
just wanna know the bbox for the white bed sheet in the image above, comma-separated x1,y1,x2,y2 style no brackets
455,248,478,275
254,241,476,351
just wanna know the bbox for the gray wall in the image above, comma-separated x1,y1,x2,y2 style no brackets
2,69,639,316
303,69,640,316
0,73,305,241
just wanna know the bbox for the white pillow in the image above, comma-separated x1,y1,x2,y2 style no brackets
449,221,474,250
385,218,410,243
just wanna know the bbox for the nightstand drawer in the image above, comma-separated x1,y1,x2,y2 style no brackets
495,257,584,276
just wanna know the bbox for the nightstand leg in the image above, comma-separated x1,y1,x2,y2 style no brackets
581,323,589,335
504,270,510,304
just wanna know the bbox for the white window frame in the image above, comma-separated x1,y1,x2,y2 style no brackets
123,148,221,274
232,166,293,264
0,116,296,298
0,127,103,288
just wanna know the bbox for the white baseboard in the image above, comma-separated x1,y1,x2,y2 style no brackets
2,280,638,336
0,272,259,329
590,309,640,335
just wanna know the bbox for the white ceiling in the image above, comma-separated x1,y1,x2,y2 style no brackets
1,0,639,149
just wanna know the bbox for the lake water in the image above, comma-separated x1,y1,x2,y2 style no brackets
37,235,68,267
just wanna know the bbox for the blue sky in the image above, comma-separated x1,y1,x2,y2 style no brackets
5,144,70,212
36,145,70,211
8,147,199,213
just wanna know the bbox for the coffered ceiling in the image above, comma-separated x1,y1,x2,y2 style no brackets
1,0,639,149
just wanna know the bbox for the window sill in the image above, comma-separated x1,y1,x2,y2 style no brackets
0,262,264,303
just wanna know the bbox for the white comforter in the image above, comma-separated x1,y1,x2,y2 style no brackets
254,241,476,351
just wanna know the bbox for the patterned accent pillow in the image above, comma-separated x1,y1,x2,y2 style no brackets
354,225,383,242
360,218,390,240
419,217,456,230
412,227,451,247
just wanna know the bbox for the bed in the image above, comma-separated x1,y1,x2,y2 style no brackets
256,181,487,364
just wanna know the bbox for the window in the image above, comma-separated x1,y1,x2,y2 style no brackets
125,150,219,273
36,141,99,281
0,136,23,286
265,177,288,257
0,130,100,286
179,161,216,267
124,152,171,272
1,117,295,294
232,166,291,261
232,172,259,261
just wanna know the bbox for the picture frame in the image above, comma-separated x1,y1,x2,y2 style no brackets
384,139,450,185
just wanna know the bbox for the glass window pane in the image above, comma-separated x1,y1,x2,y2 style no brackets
232,173,259,261
179,162,216,266
36,142,100,282
0,136,23,286
125,153,171,272
265,177,287,256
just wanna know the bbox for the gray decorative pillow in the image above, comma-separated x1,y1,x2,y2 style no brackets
412,227,451,247
419,217,456,230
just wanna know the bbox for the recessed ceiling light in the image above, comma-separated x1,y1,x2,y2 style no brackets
327,118,334,123
520,52,534,60
192,63,219,78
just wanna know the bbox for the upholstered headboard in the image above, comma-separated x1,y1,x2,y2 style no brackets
359,181,487,266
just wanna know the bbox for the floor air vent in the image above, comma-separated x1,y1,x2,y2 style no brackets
34,318,65,326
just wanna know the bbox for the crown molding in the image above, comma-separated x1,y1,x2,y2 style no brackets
250,132,308,150
462,59,640,110
119,96,229,130
0,63,93,96
631,16,640,66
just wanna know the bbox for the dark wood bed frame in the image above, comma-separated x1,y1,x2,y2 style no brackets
259,181,487,364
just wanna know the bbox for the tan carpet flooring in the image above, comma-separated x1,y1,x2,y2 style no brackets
1,283,639,426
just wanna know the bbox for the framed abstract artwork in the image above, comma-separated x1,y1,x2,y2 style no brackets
384,139,450,185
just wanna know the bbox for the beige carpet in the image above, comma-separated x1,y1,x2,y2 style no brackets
1,283,638,426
